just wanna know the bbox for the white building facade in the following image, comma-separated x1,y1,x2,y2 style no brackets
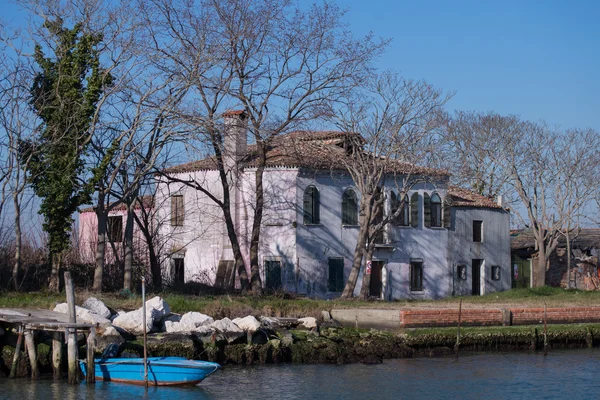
150,111,511,299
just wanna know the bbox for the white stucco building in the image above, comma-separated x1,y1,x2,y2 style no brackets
148,111,511,299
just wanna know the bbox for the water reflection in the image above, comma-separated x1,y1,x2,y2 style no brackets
2,350,600,399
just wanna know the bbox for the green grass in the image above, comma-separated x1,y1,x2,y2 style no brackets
1,287,600,318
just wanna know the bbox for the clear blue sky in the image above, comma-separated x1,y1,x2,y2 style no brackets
3,0,598,131
337,0,600,131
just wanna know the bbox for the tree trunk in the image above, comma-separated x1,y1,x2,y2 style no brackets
533,239,547,288
341,199,371,298
148,241,161,290
132,211,161,290
11,193,21,290
249,145,266,294
223,207,248,290
48,253,61,293
359,245,375,299
213,133,248,291
92,194,106,292
123,202,134,291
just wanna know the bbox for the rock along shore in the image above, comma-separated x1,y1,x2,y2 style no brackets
2,296,600,378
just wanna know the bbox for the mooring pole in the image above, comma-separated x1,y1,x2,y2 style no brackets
65,271,78,384
543,302,548,356
24,330,39,379
455,298,463,359
142,276,148,386
52,331,62,379
86,326,96,384
9,325,23,378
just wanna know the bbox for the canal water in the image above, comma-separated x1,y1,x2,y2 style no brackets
2,349,599,399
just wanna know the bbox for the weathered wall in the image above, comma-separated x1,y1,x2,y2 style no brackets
78,208,150,267
295,172,454,300
154,168,298,287
449,208,511,296
155,170,228,284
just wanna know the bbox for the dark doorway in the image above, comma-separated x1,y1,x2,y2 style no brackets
472,259,483,296
265,260,282,291
369,261,384,298
172,258,184,285
512,255,531,289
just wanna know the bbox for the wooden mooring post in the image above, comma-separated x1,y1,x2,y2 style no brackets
455,299,463,359
86,326,96,384
543,303,548,356
9,326,23,379
52,331,63,379
24,330,39,379
65,271,79,384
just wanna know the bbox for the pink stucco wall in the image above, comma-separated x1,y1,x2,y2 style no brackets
78,207,151,267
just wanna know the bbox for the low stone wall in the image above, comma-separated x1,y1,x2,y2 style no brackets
332,307,600,329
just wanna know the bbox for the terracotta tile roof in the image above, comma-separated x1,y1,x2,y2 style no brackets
511,229,600,250
80,195,154,214
446,186,503,209
164,130,449,177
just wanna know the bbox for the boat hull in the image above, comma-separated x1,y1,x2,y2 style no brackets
79,357,220,386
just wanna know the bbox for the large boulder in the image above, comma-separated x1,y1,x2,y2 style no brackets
53,303,112,327
233,316,261,332
180,312,213,330
209,317,245,343
298,317,318,329
161,314,182,333
95,326,125,352
145,296,170,319
163,312,213,333
112,308,159,335
81,297,112,319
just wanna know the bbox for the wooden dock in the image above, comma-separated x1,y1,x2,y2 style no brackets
0,272,97,383
0,308,93,331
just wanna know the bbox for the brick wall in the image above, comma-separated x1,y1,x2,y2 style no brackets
400,307,600,328
400,309,503,328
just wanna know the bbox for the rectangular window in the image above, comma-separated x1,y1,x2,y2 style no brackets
107,215,123,242
171,257,185,285
410,259,423,291
492,265,501,281
473,220,483,242
457,265,467,280
328,258,344,292
265,260,282,290
171,195,184,226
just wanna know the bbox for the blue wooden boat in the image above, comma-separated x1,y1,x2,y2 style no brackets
79,357,220,386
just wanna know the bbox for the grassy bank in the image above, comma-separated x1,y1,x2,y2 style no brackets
1,287,600,319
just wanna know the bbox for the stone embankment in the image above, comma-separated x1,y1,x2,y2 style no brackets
331,307,600,329
3,298,600,378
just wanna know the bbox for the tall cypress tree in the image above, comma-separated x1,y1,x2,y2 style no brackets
26,18,111,292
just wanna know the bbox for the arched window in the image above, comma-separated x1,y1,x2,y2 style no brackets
410,192,419,228
401,194,410,226
431,193,442,227
391,191,410,226
303,186,320,224
342,188,358,225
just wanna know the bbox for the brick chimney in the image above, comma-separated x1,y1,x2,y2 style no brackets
221,110,248,266
223,110,248,174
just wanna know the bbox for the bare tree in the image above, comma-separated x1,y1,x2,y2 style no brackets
446,112,600,287
140,0,386,292
0,31,39,290
330,73,450,298
441,111,518,198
